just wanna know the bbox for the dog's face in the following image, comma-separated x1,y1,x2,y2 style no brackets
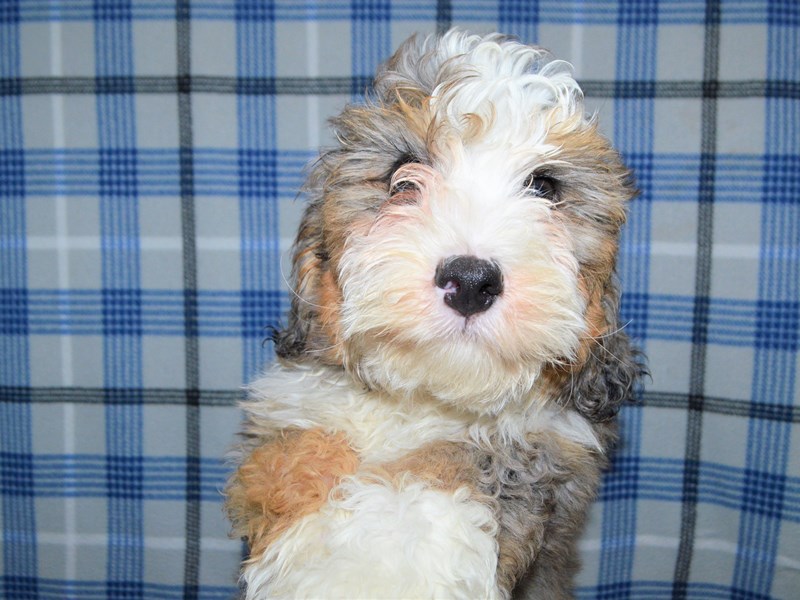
277,31,635,415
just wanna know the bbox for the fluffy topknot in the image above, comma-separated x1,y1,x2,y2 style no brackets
374,29,584,144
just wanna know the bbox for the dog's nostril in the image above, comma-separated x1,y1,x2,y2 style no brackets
435,256,503,317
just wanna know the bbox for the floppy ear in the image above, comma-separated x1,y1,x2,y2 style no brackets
272,198,323,359
565,276,645,423
272,192,344,365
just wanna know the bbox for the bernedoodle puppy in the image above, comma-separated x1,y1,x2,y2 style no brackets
226,29,643,599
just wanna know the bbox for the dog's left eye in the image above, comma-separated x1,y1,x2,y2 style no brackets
523,173,558,201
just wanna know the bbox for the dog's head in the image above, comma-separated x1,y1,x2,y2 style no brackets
275,30,639,417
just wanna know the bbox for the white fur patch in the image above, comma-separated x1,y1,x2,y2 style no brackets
242,476,500,599
245,364,469,463
490,401,602,451
245,365,601,460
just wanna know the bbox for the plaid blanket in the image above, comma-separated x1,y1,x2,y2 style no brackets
1,1,798,598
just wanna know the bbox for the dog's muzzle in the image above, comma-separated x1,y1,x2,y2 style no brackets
435,256,504,317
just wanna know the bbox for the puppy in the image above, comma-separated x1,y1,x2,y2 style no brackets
226,29,642,599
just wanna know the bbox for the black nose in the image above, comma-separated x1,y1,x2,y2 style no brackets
435,256,504,317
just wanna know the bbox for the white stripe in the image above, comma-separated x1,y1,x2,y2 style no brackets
51,13,77,583
650,241,761,259
28,235,297,252
581,534,800,571
26,235,244,251
37,533,239,552
694,538,800,571
579,534,678,553
711,243,761,259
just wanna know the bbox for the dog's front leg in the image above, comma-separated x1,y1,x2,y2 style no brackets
226,428,361,581
230,436,503,599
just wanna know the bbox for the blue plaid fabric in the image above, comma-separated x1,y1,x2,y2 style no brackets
1,1,798,598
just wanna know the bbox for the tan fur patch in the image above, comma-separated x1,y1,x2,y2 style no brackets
227,428,359,558
293,245,321,299
376,440,480,491
315,269,345,363
576,276,611,362
394,96,433,138
536,275,606,396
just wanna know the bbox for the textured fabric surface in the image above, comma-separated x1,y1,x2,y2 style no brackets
1,1,798,599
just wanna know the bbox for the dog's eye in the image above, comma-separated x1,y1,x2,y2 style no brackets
523,173,558,201
388,153,422,198
387,153,420,182
390,179,419,195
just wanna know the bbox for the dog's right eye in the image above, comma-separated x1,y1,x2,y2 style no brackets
390,178,420,194
387,154,422,199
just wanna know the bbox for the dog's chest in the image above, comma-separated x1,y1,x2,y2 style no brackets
246,364,600,463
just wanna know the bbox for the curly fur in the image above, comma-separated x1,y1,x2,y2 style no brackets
227,29,644,599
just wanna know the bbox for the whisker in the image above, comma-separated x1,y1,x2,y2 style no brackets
590,320,631,341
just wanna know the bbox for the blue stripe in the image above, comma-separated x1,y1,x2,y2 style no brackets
598,456,800,522
93,5,146,595
19,148,311,198
732,17,800,591
11,289,287,337
0,5,38,598
0,454,230,501
11,1,777,25
599,405,642,589
7,450,798,517
351,0,391,96
499,0,540,43
578,580,773,600
236,8,280,381
598,4,659,589
11,149,784,202
7,289,787,348
0,577,235,600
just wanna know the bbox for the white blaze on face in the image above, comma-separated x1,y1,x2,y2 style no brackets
338,133,586,412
